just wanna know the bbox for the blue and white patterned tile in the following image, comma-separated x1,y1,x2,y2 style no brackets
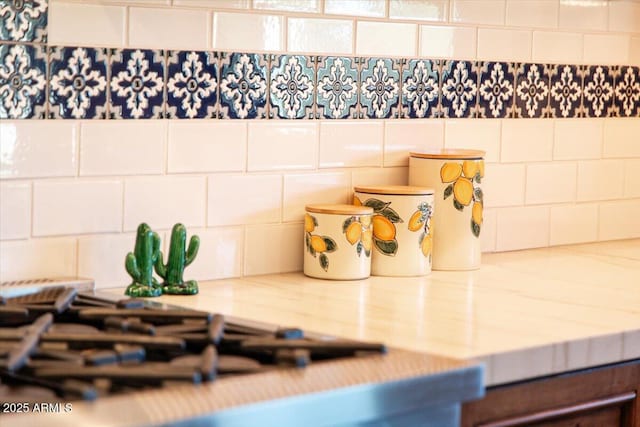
477,61,515,118
109,49,165,119
49,46,108,119
270,54,315,119
316,56,358,119
219,52,268,119
166,50,217,119
581,65,614,118
514,63,550,118
614,66,640,118
360,57,400,119
401,59,439,119
440,60,478,119
549,64,582,118
0,0,48,42
0,43,46,119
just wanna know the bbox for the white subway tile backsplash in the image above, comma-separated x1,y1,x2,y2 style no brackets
477,28,532,62
184,227,244,281
244,223,303,275
356,21,417,57
577,160,625,202
608,0,640,33
129,7,208,50
389,0,448,22
599,199,640,240
583,34,630,65
505,0,558,29
496,206,550,251
630,37,640,67
451,0,505,26
173,0,249,8
550,204,599,246
481,207,497,252
0,182,30,240
124,176,206,231
207,174,281,226
33,180,123,236
554,119,603,160
283,172,350,222
603,119,640,158
532,31,583,64
247,122,318,171
78,233,133,289
624,159,640,199
482,163,525,208
168,121,246,174
324,0,386,17
288,18,353,54
445,120,501,162
0,238,77,282
351,167,408,187
526,163,577,205
48,3,125,47
319,122,383,168
254,0,320,12
419,25,477,60
0,121,78,179
80,122,166,176
559,0,608,32
213,12,283,52
384,120,444,166
501,120,553,163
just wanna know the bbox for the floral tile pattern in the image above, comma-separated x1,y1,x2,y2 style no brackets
166,50,217,119
549,64,582,118
270,54,315,119
109,49,165,119
0,0,48,42
514,63,550,118
219,52,268,119
0,43,46,119
440,60,478,118
614,66,640,117
477,61,515,118
581,65,614,118
316,56,358,119
49,46,108,119
401,59,439,119
360,57,400,119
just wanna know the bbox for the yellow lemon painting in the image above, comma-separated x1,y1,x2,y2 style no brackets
304,213,338,271
342,216,373,258
440,160,484,237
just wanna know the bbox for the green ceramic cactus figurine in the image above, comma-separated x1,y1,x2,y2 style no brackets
155,223,200,295
125,223,163,297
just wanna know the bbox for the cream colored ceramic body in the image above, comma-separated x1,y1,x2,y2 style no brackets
409,150,485,271
303,204,374,280
353,186,434,277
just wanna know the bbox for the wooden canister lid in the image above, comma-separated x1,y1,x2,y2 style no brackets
410,149,485,159
354,185,434,195
305,204,374,215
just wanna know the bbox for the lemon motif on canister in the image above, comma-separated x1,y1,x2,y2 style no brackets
441,159,484,238
407,201,433,260
342,215,373,257
353,196,403,256
304,213,338,271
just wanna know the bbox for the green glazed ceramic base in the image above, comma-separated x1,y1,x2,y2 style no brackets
163,281,199,295
125,283,163,298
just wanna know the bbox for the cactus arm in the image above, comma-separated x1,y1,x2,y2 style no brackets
155,251,167,280
152,232,161,262
184,236,200,266
125,252,141,282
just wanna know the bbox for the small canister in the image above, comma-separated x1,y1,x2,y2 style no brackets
353,186,434,277
409,149,485,270
304,204,374,280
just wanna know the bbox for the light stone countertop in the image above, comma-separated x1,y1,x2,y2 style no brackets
106,239,640,386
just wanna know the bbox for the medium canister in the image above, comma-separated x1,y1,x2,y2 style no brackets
353,186,434,277
304,204,374,280
409,150,485,271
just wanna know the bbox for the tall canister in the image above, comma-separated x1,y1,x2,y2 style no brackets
353,186,434,277
409,150,485,270
304,204,374,280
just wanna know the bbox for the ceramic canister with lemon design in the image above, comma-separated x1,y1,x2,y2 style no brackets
304,204,374,280
409,150,485,271
353,186,435,277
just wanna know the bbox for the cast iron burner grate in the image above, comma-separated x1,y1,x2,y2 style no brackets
0,287,386,406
